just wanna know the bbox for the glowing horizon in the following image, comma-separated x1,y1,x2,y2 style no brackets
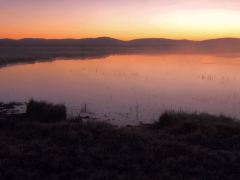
1,0,240,40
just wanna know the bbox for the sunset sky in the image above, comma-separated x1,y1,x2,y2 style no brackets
1,0,240,40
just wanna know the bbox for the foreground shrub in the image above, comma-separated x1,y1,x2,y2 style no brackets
26,100,66,122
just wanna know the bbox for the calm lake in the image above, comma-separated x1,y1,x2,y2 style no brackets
1,54,240,125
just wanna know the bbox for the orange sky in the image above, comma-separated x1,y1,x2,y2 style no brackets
1,0,240,40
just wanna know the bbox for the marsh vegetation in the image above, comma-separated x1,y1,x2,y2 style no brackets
0,101,240,179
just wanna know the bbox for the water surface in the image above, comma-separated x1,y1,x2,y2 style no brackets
1,54,240,125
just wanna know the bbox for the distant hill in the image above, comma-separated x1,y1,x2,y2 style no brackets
0,37,192,46
0,37,125,46
1,37,240,52
0,37,240,67
127,38,191,45
196,38,240,52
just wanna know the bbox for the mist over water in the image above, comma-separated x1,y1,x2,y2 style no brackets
1,53,240,125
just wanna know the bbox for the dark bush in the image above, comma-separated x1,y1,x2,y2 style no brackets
26,100,66,122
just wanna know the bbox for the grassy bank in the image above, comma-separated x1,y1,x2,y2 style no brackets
0,101,240,179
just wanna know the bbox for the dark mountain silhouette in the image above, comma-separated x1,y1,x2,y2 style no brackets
0,37,125,46
196,38,240,52
200,38,240,44
0,37,240,67
1,37,239,51
0,37,188,46
127,38,191,45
